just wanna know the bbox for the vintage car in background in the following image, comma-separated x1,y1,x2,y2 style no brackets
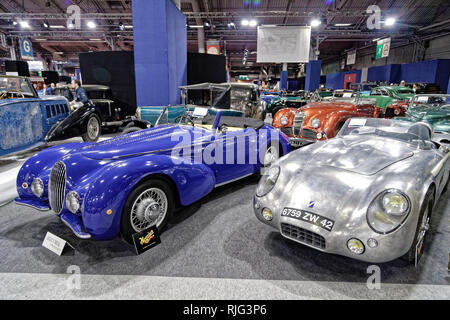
272,97,382,147
136,83,260,127
265,92,311,118
52,85,149,138
0,75,80,157
350,83,378,95
15,106,290,241
314,87,334,99
405,83,443,94
396,94,450,133
254,118,450,264
322,89,355,100
361,86,414,111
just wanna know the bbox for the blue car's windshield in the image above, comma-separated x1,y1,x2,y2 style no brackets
0,77,35,98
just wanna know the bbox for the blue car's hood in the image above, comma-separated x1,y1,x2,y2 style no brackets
79,125,214,160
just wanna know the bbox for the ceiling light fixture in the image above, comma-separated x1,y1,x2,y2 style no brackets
384,17,396,26
19,21,30,29
241,19,249,26
334,23,352,27
249,20,257,27
87,21,97,29
310,19,321,27
50,25,65,29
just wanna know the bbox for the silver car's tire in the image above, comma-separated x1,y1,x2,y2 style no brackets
121,179,174,243
404,187,434,265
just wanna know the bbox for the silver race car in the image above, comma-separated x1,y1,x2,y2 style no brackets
254,118,450,264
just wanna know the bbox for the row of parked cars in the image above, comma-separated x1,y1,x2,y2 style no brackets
3,75,450,265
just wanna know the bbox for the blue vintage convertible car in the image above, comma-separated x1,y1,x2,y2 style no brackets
0,75,70,157
15,107,290,241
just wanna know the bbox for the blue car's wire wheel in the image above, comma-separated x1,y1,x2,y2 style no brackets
130,187,168,232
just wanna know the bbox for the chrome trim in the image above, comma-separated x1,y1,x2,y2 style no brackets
293,111,305,137
14,199,50,211
49,161,66,214
215,172,254,187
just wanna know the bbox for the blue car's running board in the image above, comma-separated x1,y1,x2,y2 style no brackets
60,212,92,239
14,198,50,211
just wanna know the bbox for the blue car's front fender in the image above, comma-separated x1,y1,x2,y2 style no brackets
81,154,215,240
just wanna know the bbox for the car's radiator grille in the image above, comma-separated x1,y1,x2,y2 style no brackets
301,129,317,139
49,161,66,214
292,112,305,137
280,127,293,136
281,223,326,249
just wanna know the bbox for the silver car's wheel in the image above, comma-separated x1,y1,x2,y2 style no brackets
263,144,280,167
416,206,430,257
130,187,168,232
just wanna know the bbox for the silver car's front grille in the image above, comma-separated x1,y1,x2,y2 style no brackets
292,112,305,137
281,223,326,249
49,161,66,214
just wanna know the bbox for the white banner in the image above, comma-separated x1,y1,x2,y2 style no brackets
257,26,311,63
347,50,356,65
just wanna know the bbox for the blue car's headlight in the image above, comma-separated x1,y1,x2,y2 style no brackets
31,178,44,198
66,191,80,213
256,166,280,197
367,189,411,234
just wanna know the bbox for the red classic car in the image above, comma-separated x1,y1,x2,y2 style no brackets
272,98,384,147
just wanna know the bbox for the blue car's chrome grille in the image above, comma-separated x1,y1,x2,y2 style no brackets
49,161,66,214
281,223,326,249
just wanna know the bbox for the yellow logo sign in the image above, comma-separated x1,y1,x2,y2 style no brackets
139,230,155,245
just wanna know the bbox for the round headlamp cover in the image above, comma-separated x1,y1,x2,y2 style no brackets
367,189,410,234
311,118,320,128
31,178,44,198
66,191,80,214
280,116,289,126
256,166,280,197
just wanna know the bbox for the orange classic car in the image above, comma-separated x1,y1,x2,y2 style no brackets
272,98,384,147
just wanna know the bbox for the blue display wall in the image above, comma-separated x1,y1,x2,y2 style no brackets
132,0,187,106
324,59,450,92
325,69,362,89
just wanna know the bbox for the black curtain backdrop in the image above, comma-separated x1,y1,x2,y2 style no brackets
79,51,137,114
187,52,226,85
5,60,30,77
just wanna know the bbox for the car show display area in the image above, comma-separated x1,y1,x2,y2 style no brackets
0,170,448,298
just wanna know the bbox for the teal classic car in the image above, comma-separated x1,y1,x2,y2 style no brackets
395,94,450,133
135,83,261,128
265,91,311,118
361,86,414,109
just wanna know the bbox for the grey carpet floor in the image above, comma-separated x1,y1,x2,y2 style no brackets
0,175,449,286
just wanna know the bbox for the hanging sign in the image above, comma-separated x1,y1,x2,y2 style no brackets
206,40,220,55
376,38,391,59
347,50,356,65
20,38,34,60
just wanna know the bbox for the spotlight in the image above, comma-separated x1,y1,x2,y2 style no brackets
67,23,74,29
241,19,249,26
310,19,321,27
19,21,30,29
87,21,97,29
42,21,50,28
119,22,125,31
384,17,396,26
228,21,236,29
249,20,257,27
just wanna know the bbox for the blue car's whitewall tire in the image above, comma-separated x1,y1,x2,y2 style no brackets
121,179,174,243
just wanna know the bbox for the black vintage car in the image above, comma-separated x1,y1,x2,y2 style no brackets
49,85,149,142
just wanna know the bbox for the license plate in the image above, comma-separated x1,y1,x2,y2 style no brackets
281,207,335,231
289,138,302,147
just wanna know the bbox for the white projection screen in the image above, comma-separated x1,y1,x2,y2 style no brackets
257,26,311,63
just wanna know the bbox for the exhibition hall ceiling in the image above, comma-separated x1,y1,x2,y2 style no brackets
0,0,449,73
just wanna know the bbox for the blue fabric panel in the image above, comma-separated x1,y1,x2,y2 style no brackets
288,80,299,91
305,60,322,91
166,0,187,105
280,70,288,90
389,64,401,84
400,60,439,85
368,65,392,83
132,0,187,106
435,60,450,92
325,72,343,89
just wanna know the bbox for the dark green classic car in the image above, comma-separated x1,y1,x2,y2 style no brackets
395,94,450,133
361,86,414,109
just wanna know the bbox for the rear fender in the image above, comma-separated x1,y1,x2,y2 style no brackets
81,154,216,240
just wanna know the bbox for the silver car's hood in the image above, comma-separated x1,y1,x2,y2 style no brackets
295,136,414,176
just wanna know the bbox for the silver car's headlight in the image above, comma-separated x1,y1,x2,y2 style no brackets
280,116,288,126
367,189,411,234
256,166,280,197
136,107,141,119
311,118,320,128
31,178,44,198
66,191,80,213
